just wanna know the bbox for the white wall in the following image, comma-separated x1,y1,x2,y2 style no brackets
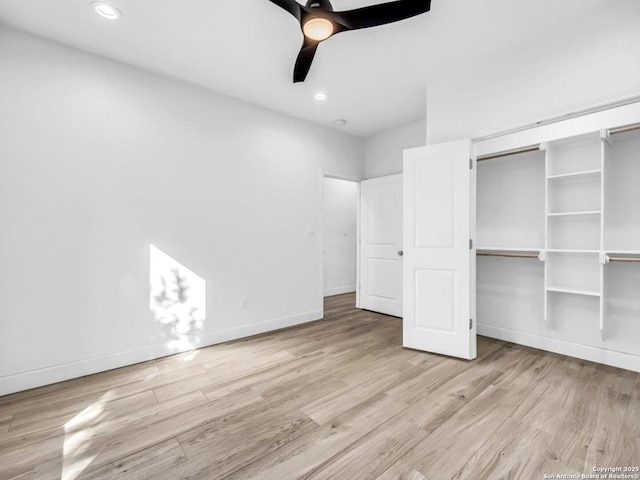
0,26,365,395
322,178,357,297
425,1,640,144
364,118,426,179
362,1,640,176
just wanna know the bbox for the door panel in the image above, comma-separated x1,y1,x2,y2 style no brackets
367,258,396,299
366,189,396,245
415,269,455,331
359,174,403,317
403,140,476,360
414,154,455,248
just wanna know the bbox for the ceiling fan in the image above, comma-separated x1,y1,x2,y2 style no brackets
268,0,432,83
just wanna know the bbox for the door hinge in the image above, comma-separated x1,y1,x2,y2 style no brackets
470,158,474,170
469,318,473,330
469,239,473,250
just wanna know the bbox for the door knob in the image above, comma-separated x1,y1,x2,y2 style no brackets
398,250,403,256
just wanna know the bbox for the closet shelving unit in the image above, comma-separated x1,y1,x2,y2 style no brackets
544,131,605,337
476,120,640,355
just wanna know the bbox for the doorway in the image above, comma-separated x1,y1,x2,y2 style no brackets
322,177,359,304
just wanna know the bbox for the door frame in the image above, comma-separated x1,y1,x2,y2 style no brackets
318,171,362,318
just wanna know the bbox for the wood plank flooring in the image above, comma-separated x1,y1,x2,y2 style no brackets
1,293,639,479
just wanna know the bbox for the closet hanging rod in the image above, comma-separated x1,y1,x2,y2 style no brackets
609,123,640,136
477,252,539,259
476,145,541,162
608,256,640,263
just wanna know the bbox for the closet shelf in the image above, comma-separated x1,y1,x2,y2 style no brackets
475,247,541,253
547,210,601,217
605,250,640,255
546,169,601,180
547,286,601,297
546,249,600,254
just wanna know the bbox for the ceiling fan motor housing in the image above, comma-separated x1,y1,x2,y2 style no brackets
307,0,334,10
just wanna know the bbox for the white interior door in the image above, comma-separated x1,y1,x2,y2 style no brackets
359,174,403,317
403,140,476,360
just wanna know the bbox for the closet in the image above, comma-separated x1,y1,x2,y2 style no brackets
403,106,640,372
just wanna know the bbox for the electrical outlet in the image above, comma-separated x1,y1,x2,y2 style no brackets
240,297,249,310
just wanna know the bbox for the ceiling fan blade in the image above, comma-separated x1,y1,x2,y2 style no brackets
293,38,319,83
330,0,431,31
267,0,302,21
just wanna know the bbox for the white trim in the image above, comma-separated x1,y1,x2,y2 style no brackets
359,173,403,187
473,89,640,142
318,169,325,319
324,285,356,297
0,310,322,396
474,101,640,158
355,180,362,308
324,173,362,183
478,324,640,373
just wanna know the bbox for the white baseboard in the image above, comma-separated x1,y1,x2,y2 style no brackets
478,324,640,373
324,285,356,297
0,310,322,397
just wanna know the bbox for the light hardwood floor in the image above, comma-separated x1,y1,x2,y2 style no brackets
1,293,639,479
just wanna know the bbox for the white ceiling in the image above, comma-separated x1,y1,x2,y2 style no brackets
0,0,637,136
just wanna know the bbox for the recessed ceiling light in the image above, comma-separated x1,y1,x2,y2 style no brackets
334,119,347,127
314,92,328,101
91,2,122,20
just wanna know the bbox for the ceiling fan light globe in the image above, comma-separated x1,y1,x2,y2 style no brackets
303,18,334,41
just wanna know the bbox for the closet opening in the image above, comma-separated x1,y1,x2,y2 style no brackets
475,121,640,368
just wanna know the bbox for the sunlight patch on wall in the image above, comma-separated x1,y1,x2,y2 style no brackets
149,244,206,351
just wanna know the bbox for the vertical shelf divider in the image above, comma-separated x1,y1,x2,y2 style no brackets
542,142,550,330
599,129,610,341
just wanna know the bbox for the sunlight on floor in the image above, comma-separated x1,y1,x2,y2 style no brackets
179,350,201,362
61,391,114,480
149,244,206,352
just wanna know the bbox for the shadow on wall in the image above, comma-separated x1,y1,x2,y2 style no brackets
149,244,206,352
